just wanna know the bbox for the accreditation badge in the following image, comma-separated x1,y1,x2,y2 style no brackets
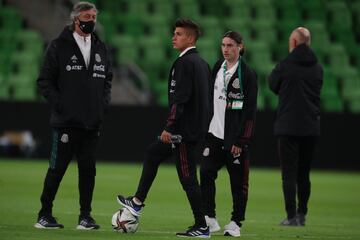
231,100,243,110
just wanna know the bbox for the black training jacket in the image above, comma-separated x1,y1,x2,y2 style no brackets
268,43,323,136
37,27,112,130
210,58,258,150
164,48,211,142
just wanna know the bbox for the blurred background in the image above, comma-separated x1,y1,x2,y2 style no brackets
0,0,359,169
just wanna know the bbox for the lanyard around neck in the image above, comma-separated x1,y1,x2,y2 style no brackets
223,58,242,94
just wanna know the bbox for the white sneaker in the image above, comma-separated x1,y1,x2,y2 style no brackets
205,215,221,232
224,221,241,237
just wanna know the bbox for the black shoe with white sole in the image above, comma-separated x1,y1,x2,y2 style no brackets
117,195,144,217
34,215,64,229
76,215,100,230
296,213,306,226
280,217,299,226
176,225,210,238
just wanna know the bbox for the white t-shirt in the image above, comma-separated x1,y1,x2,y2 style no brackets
208,60,239,139
73,31,91,68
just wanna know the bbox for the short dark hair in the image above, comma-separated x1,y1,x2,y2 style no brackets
174,18,201,41
223,31,245,56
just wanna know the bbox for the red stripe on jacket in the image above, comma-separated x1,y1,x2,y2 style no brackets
166,104,177,128
180,143,189,177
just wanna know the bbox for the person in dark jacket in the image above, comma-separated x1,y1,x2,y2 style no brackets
117,19,211,238
35,1,112,230
268,27,323,226
200,31,257,237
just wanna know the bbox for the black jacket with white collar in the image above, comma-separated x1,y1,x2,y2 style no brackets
210,58,258,150
164,48,211,142
37,27,112,130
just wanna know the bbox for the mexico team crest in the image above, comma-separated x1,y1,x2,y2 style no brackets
232,78,240,89
60,134,69,143
95,53,101,62
203,147,210,157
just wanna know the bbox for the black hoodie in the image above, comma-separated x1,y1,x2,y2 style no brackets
268,44,323,136
37,27,112,130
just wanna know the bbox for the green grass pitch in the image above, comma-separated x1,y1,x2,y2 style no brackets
0,159,359,240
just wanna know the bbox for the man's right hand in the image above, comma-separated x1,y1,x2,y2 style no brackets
160,130,172,144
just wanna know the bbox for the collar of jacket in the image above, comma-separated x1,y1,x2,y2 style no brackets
180,47,198,57
58,26,102,46
287,43,318,66
212,57,245,80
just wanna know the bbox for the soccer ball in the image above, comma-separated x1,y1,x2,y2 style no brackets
111,208,139,233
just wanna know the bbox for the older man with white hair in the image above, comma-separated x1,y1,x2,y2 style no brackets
35,1,112,230
268,27,323,226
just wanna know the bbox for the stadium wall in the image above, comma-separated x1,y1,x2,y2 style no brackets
0,102,358,170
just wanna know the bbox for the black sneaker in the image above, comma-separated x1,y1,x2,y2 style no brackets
34,215,64,229
176,225,210,238
76,215,100,230
296,213,306,226
117,195,144,217
279,217,299,226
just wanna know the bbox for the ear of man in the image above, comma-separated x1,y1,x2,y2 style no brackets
185,30,196,45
